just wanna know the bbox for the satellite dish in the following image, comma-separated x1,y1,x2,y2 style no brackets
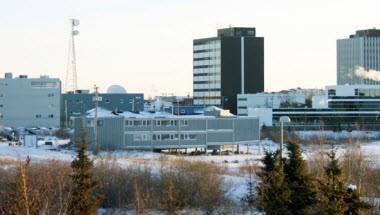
107,85,127,94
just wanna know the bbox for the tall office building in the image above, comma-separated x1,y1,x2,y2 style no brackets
193,27,264,114
337,29,380,85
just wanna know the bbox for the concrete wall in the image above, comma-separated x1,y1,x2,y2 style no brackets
0,74,61,128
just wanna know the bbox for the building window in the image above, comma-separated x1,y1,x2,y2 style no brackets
155,120,161,126
105,99,110,104
354,89,359,96
125,120,133,127
0,104,3,108
133,120,142,126
153,134,161,141
170,134,179,140
161,134,170,140
35,114,42,118
142,120,151,126
0,113,3,118
48,114,54,118
31,81,58,88
180,134,196,140
48,93,54,97
87,120,94,127
120,99,124,104
328,89,336,96
134,134,150,141
181,120,188,126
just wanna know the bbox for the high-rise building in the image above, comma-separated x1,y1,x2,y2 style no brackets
0,73,61,128
193,27,264,114
337,29,380,85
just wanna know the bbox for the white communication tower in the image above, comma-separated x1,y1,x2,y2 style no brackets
65,18,80,92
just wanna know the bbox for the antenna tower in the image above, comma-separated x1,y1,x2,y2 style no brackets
65,18,80,92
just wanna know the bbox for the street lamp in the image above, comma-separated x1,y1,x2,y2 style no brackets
279,116,291,160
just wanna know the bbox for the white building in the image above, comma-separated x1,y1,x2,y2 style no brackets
237,90,306,116
337,29,380,85
193,39,222,106
0,73,61,128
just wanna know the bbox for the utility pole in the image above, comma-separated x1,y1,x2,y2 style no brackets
64,100,68,128
93,85,99,154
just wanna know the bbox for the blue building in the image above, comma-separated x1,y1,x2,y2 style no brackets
61,89,144,126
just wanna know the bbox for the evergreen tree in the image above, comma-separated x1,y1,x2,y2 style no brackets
241,163,256,214
68,128,101,215
344,187,371,215
284,140,317,214
256,150,291,215
319,149,348,215
318,149,372,215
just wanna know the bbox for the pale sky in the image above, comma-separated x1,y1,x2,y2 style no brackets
0,0,379,97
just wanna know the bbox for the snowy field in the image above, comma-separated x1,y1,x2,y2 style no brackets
1,130,380,204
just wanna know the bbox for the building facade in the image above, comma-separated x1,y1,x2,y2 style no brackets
0,73,61,128
193,27,264,114
72,109,260,151
248,85,380,130
237,90,306,116
337,29,380,85
61,91,144,126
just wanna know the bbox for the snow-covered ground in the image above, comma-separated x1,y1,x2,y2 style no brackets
1,130,380,204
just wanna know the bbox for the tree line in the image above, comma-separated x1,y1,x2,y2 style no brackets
243,140,372,215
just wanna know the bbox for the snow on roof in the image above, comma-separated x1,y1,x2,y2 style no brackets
84,108,240,119
86,108,120,118
204,106,224,112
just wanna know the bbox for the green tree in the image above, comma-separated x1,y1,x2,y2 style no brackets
319,149,348,215
284,140,318,214
344,187,371,215
67,128,101,215
256,150,291,215
241,163,256,214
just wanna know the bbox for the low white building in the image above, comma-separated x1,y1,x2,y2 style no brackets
0,73,61,128
237,90,306,116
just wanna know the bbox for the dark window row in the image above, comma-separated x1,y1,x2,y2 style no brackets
193,57,212,61
193,88,221,92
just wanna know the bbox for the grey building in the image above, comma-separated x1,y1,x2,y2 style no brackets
61,90,144,126
71,108,260,151
337,29,380,85
0,73,61,128
193,27,264,114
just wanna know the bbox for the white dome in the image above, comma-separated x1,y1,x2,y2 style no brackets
107,85,127,94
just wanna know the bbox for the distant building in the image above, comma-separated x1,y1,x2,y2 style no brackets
248,85,380,130
71,107,260,151
193,27,264,114
237,90,307,116
144,96,193,113
337,29,380,85
0,73,61,128
164,105,205,115
61,89,143,126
